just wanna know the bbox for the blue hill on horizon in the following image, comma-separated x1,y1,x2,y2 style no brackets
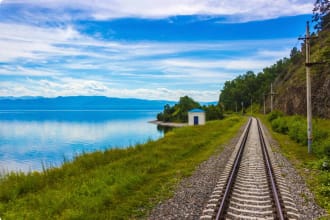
0,96,178,110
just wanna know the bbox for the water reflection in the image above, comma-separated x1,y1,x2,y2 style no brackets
156,124,174,134
0,110,163,172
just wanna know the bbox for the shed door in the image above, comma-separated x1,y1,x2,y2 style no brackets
194,116,199,125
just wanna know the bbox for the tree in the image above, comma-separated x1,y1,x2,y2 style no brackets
157,96,201,122
175,96,201,122
157,104,175,122
219,60,292,112
220,71,261,112
313,0,330,31
203,104,224,120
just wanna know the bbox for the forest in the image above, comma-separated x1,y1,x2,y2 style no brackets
219,56,298,112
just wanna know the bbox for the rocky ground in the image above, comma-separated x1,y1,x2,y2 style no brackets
262,123,327,220
148,119,327,220
148,124,245,220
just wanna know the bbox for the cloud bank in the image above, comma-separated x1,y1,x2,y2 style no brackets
0,1,311,101
0,21,298,101
2,0,313,22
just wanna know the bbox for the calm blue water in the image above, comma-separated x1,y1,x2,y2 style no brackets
0,110,163,172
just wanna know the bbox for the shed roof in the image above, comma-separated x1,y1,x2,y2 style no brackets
189,108,205,113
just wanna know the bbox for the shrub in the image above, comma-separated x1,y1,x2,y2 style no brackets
321,138,330,158
267,110,284,122
288,118,307,145
271,117,289,134
203,104,224,121
313,126,328,142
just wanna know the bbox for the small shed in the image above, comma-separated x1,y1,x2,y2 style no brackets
188,109,205,126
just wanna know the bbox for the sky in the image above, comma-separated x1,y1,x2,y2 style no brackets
0,0,315,102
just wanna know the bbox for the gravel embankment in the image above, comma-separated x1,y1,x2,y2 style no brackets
261,123,327,220
148,124,245,220
148,120,327,220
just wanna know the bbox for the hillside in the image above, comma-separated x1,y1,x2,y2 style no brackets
0,96,176,110
219,20,330,118
272,25,330,118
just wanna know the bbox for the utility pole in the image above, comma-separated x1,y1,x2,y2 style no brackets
263,93,266,115
306,22,312,154
298,21,326,153
250,98,252,115
241,102,243,115
298,22,314,153
270,83,275,112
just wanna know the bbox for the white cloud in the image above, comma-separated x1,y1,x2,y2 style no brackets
3,0,313,22
0,21,298,101
0,23,87,62
161,59,273,71
256,48,292,59
0,78,219,101
0,23,210,63
0,22,294,71
0,65,60,76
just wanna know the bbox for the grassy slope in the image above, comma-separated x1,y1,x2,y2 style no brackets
0,116,246,219
259,115,330,216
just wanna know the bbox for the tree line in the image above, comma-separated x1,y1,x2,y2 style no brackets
219,0,329,113
219,52,302,112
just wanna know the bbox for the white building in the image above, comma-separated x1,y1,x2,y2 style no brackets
188,109,206,126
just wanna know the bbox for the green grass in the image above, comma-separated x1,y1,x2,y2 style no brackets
0,116,246,220
259,114,330,215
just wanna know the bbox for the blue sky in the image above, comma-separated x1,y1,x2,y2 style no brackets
0,0,314,101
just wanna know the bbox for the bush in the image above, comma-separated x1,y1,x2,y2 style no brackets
267,110,284,122
271,117,289,134
321,138,330,158
288,118,307,145
203,104,224,121
269,114,330,155
313,125,328,142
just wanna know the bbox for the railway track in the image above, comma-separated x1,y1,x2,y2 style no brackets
200,118,299,220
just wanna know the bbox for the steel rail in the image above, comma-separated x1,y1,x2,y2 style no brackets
257,119,285,220
215,118,252,220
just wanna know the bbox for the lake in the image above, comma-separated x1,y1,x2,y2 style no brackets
0,110,163,173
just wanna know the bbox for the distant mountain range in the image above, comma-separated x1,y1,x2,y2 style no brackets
0,96,179,110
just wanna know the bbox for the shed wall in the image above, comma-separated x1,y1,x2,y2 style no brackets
188,112,205,125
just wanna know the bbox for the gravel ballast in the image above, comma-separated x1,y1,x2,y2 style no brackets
148,124,245,220
148,119,327,220
261,123,327,220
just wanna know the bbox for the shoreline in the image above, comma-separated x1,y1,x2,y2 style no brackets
149,120,187,127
